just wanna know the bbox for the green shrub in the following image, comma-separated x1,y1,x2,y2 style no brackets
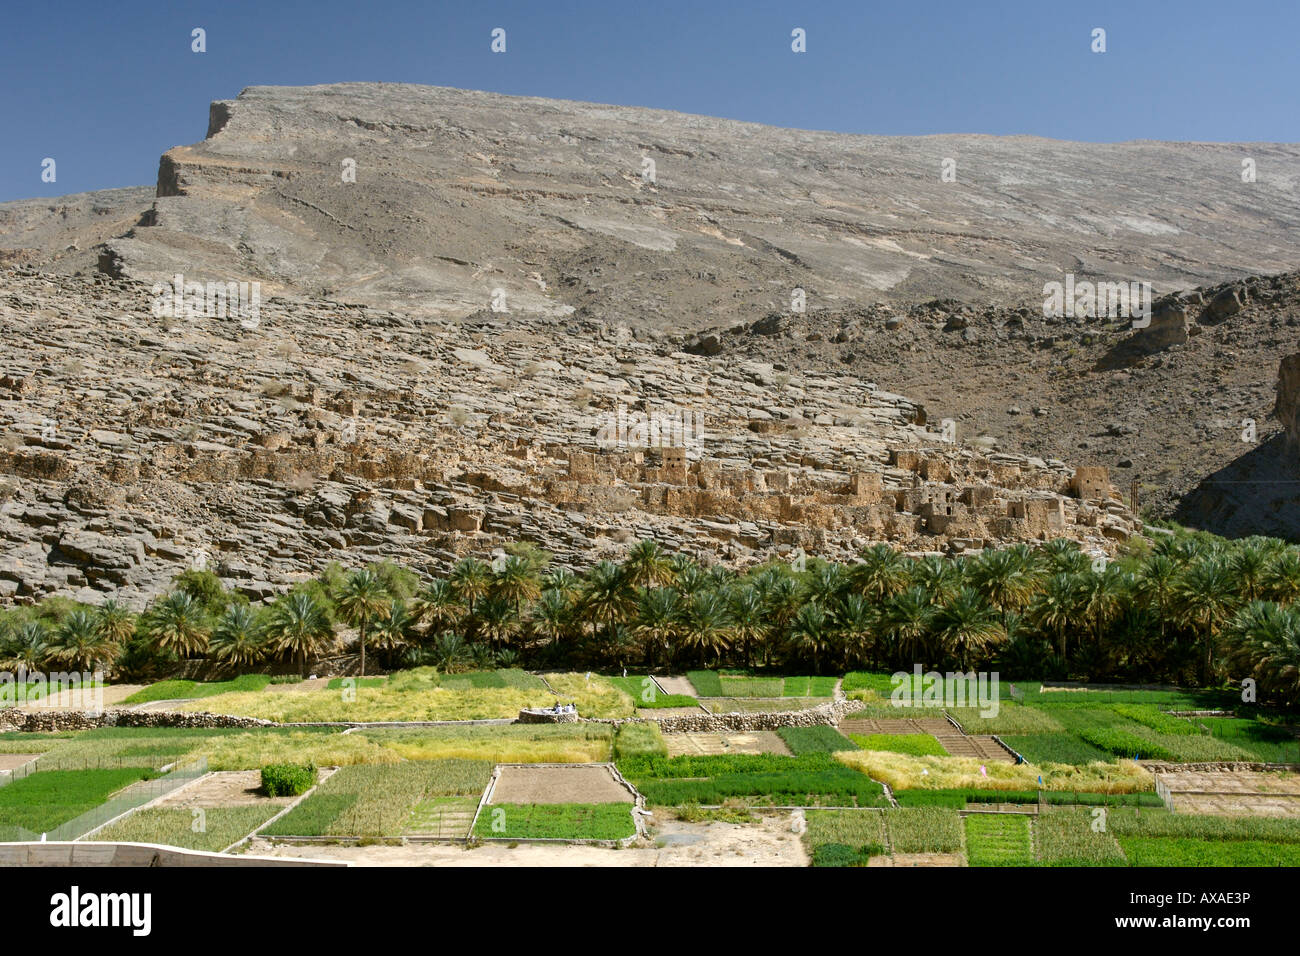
260,763,317,797
812,842,877,867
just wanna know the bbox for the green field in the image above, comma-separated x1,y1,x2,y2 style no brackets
95,806,280,852
619,753,888,808
262,760,491,837
776,726,858,755
474,803,636,840
965,814,1035,866
606,676,698,709
850,733,948,757
0,768,158,835
122,674,272,703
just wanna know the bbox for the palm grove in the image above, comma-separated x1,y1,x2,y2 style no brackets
2,531,1299,707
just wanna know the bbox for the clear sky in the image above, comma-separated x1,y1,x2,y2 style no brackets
2,0,1297,201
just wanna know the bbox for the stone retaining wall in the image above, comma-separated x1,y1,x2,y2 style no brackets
516,708,580,724
1142,760,1300,773
0,708,273,733
590,698,864,732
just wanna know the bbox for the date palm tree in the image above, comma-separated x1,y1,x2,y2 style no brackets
786,602,832,674
492,555,542,616
909,555,961,606
1229,542,1272,603
621,540,676,589
449,558,493,614
95,599,137,647
543,568,582,604
934,586,1006,670
1225,600,1300,706
529,588,574,655
409,579,463,638
1039,538,1090,575
882,585,936,671
336,569,389,677
144,591,210,659
210,604,265,668
1175,557,1241,684
1263,550,1300,607
805,563,847,607
1028,573,1081,664
578,561,636,639
849,544,910,602
53,611,118,673
728,586,766,668
371,599,413,667
632,587,682,668
2,620,52,672
265,591,335,677
968,547,1039,615
833,593,876,670
474,595,520,650
678,590,733,667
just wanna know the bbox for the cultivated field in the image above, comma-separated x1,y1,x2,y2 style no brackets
2,668,1296,866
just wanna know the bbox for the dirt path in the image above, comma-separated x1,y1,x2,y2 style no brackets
16,683,146,710
0,754,41,771
655,676,698,697
244,814,808,867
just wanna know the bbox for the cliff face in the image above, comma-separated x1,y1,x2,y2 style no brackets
94,83,1300,326
1276,351,1300,460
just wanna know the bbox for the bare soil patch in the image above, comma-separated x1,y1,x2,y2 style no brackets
154,770,302,809
639,706,706,719
0,754,41,772
489,764,632,804
1157,769,1300,817
655,676,698,697
17,684,146,710
663,731,792,757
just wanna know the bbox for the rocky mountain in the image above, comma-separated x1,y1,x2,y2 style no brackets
0,265,1136,609
694,271,1300,539
92,83,1300,324
1,82,1298,607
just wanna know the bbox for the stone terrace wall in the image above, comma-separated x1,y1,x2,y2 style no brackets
0,708,273,733
593,698,864,732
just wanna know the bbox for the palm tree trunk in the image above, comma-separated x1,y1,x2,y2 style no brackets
360,621,367,678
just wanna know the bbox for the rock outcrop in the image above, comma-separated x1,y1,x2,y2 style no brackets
92,83,1300,326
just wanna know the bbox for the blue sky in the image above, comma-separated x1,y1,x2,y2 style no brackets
2,0,1297,201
